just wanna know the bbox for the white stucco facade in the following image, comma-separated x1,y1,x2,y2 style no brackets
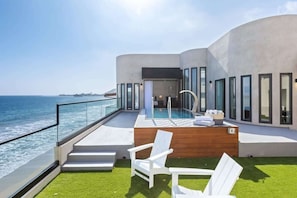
116,15,297,130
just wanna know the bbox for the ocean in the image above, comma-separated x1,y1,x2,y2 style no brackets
0,95,107,178
0,95,106,142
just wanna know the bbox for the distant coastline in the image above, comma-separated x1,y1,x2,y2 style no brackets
59,93,103,97
103,88,116,98
59,89,116,98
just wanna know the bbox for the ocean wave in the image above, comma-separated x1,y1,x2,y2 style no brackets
0,119,56,142
0,127,56,178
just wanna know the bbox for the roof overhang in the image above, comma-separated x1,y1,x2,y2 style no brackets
142,67,182,79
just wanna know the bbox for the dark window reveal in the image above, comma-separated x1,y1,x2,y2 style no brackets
142,68,182,79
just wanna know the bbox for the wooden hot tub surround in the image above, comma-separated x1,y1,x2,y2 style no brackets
134,125,238,158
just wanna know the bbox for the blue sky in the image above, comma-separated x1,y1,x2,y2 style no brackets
1,0,297,95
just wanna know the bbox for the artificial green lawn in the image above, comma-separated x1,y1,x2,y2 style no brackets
36,157,297,198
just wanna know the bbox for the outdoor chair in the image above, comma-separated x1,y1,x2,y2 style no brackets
169,153,243,198
128,129,173,188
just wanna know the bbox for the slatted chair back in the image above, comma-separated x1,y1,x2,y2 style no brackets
203,153,243,195
150,130,173,166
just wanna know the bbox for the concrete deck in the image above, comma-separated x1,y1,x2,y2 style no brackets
76,111,137,146
78,111,297,157
234,122,297,143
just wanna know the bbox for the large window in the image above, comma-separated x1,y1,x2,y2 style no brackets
259,74,272,123
127,83,132,110
215,79,225,113
280,73,292,124
134,83,140,110
200,67,206,112
121,83,125,110
183,69,189,109
229,77,236,119
191,67,198,110
117,84,121,108
241,75,251,121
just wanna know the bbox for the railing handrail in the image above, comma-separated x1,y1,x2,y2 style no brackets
0,124,57,146
0,97,118,146
57,97,115,106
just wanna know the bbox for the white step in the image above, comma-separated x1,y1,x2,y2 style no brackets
67,152,116,162
69,152,116,156
62,151,116,171
62,162,114,171
72,145,132,159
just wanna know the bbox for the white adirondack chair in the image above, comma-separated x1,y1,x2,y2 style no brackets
128,129,173,188
169,153,243,198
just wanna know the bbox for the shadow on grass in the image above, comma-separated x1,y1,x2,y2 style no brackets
115,159,171,197
167,157,297,183
116,156,297,187
125,174,171,197
235,156,297,182
115,159,131,168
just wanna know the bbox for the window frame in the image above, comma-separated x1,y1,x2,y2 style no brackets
199,67,207,112
191,67,198,110
121,83,125,110
280,73,293,124
183,68,190,109
215,78,225,113
229,77,236,119
259,74,272,123
134,83,140,110
126,83,132,110
241,75,252,122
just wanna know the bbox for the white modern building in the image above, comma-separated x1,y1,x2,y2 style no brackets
116,15,297,130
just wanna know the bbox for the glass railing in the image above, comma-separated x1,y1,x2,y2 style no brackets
57,98,118,143
0,97,120,197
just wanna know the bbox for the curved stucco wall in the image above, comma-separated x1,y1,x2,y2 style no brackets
180,48,207,69
116,54,180,84
207,15,297,129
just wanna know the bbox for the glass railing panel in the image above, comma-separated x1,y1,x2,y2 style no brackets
0,126,56,197
57,98,119,142
102,99,119,116
86,99,117,125
57,103,88,141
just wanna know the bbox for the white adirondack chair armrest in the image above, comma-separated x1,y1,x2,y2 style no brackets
128,143,154,153
169,167,214,176
148,148,174,162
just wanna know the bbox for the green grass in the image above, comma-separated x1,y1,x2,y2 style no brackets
36,157,297,198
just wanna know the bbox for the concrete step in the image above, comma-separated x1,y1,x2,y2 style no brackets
73,145,132,159
67,152,116,162
62,162,114,171
62,150,116,172
73,145,124,152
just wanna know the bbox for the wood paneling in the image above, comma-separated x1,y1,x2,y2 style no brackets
134,126,238,158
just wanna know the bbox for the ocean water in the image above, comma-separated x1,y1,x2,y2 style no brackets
0,95,106,142
0,95,107,178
